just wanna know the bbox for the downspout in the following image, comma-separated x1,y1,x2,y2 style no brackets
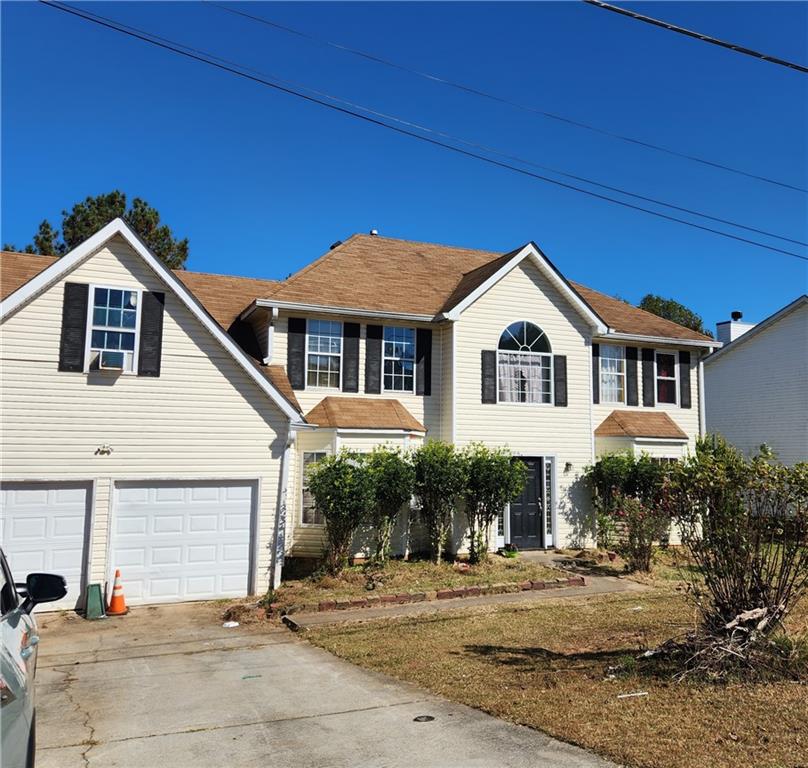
263,306,278,364
698,349,711,438
271,426,296,590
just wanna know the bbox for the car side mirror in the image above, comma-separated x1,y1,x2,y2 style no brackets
21,573,67,614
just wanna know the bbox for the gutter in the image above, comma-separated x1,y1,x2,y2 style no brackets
599,331,719,350
245,299,435,324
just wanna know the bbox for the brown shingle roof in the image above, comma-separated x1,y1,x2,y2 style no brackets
305,397,426,432
594,410,688,440
264,365,301,412
175,270,279,329
1,251,58,300
264,234,503,316
2,237,713,345
571,282,713,342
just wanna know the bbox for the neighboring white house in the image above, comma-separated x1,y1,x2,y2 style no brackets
705,296,808,466
1,222,716,607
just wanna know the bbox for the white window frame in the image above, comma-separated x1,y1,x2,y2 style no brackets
382,325,417,394
599,345,626,404
654,349,679,406
495,321,554,406
305,319,343,390
300,451,328,526
83,283,143,375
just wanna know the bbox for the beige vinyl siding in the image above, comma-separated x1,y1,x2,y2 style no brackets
0,236,288,593
592,342,702,456
271,312,443,437
706,302,808,466
453,260,596,548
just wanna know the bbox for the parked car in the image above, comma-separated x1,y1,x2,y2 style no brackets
0,547,67,768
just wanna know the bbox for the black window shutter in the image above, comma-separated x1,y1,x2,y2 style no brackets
415,328,432,396
365,325,382,394
679,350,692,409
287,317,306,390
553,355,567,407
642,348,655,407
137,291,165,377
58,282,89,372
626,346,639,406
591,343,600,404
342,322,360,393
481,350,497,404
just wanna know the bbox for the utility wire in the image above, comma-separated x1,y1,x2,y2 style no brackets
40,1,808,263
205,0,808,195
584,0,808,75
90,1,804,245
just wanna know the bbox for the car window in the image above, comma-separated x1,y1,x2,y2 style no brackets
0,556,19,615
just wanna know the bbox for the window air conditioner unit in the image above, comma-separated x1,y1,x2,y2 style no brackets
99,351,125,370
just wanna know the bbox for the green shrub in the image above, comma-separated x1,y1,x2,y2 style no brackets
412,441,465,564
306,451,374,576
365,447,415,565
460,444,527,564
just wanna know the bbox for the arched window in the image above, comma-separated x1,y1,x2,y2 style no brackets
497,321,553,404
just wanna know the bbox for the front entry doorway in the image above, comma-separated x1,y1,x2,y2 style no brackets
508,457,552,550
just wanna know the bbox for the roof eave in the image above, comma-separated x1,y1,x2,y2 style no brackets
600,331,719,349
250,298,436,323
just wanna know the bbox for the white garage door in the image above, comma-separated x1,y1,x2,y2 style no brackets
0,482,90,611
111,481,255,605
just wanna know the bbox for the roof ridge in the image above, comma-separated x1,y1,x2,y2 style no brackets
176,268,280,284
347,232,502,255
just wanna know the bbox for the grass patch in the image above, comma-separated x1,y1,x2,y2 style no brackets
308,590,808,768
272,556,564,609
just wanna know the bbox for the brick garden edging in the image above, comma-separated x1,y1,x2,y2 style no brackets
268,575,587,617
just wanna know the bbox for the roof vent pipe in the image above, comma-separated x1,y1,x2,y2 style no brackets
329,240,342,250
369,229,379,236
731,310,743,321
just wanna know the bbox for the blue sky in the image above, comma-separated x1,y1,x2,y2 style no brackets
3,1,806,332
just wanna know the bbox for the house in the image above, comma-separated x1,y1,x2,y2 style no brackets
0,220,715,608
705,297,808,466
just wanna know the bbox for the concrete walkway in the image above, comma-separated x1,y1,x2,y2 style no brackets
288,572,647,629
35,603,616,768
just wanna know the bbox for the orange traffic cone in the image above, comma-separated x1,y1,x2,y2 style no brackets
107,569,128,616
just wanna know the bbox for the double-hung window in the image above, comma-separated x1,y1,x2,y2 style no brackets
655,351,677,404
89,287,139,371
497,321,552,404
307,320,342,388
301,451,326,524
599,346,625,403
383,326,415,392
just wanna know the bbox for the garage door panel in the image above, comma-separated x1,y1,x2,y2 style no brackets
112,481,254,605
0,482,90,611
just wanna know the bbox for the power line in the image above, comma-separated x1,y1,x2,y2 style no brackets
584,0,808,74
205,0,808,195
40,1,808,263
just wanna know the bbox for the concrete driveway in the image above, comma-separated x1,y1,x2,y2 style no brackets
35,603,613,768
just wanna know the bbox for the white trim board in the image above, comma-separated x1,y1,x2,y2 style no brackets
441,242,609,334
0,218,306,426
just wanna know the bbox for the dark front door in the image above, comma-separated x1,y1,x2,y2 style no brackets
509,457,543,550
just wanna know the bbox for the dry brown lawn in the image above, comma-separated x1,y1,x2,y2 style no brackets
308,590,808,768
273,557,563,608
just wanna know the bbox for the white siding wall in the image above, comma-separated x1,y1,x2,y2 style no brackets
453,260,596,548
592,342,702,455
706,303,808,466
0,236,289,594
